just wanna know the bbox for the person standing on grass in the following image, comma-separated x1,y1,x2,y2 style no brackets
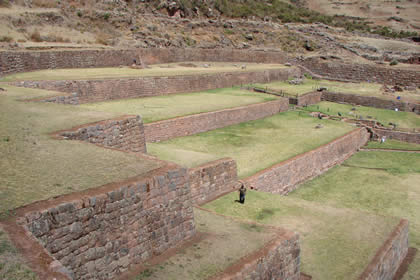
239,182,247,204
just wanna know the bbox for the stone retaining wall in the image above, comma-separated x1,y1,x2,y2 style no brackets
189,158,238,206
359,219,409,280
21,164,195,280
213,231,300,280
373,128,420,144
144,99,289,142
15,68,299,104
301,57,420,87
245,128,370,194
322,91,420,114
289,91,322,106
0,48,290,76
57,115,147,153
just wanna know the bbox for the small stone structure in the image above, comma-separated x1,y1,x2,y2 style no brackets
372,128,420,144
359,219,409,280
289,91,322,107
57,115,147,153
245,128,370,194
144,99,289,143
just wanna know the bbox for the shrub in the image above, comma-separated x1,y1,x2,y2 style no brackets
0,36,13,42
389,60,398,66
30,30,43,42
0,0,10,7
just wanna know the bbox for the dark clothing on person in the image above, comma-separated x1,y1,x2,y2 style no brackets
239,185,247,204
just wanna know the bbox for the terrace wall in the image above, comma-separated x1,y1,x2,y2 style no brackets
359,219,409,280
213,231,300,280
15,67,300,104
372,128,420,144
21,164,196,280
0,48,290,76
289,91,322,106
322,91,420,114
144,99,289,142
301,58,420,87
189,158,238,206
245,128,370,194
57,115,147,153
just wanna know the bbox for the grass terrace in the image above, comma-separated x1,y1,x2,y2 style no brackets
80,88,277,124
148,111,354,178
0,62,287,82
291,151,420,279
203,191,398,279
0,85,162,213
252,79,420,102
133,208,278,280
304,101,420,129
365,139,420,151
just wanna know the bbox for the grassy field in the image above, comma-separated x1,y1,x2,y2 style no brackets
134,208,277,280
291,151,420,279
148,111,354,178
252,79,420,102
0,228,38,280
0,62,286,82
80,88,277,123
0,85,161,213
203,191,398,280
304,101,420,129
366,139,420,151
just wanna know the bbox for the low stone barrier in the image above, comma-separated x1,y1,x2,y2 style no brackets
14,68,299,104
144,99,289,142
189,158,238,205
322,91,420,114
359,219,409,280
56,115,147,153
373,128,420,144
213,230,300,280
245,128,370,194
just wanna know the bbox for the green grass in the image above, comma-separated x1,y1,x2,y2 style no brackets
203,191,398,280
0,62,286,82
0,85,161,213
252,79,420,102
148,111,354,178
291,151,420,277
134,208,277,280
366,139,420,151
304,101,420,129
80,88,277,123
0,228,38,280
403,253,420,280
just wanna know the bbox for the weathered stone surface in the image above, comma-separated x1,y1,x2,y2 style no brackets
144,99,289,143
246,128,369,194
24,166,196,280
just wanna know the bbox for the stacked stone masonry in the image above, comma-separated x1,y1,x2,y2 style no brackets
301,58,420,87
189,158,238,206
15,68,299,104
0,48,289,76
322,91,420,114
59,116,147,153
359,219,409,280
373,128,420,144
245,128,370,194
144,99,289,142
23,165,196,280
214,231,300,280
289,91,322,106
